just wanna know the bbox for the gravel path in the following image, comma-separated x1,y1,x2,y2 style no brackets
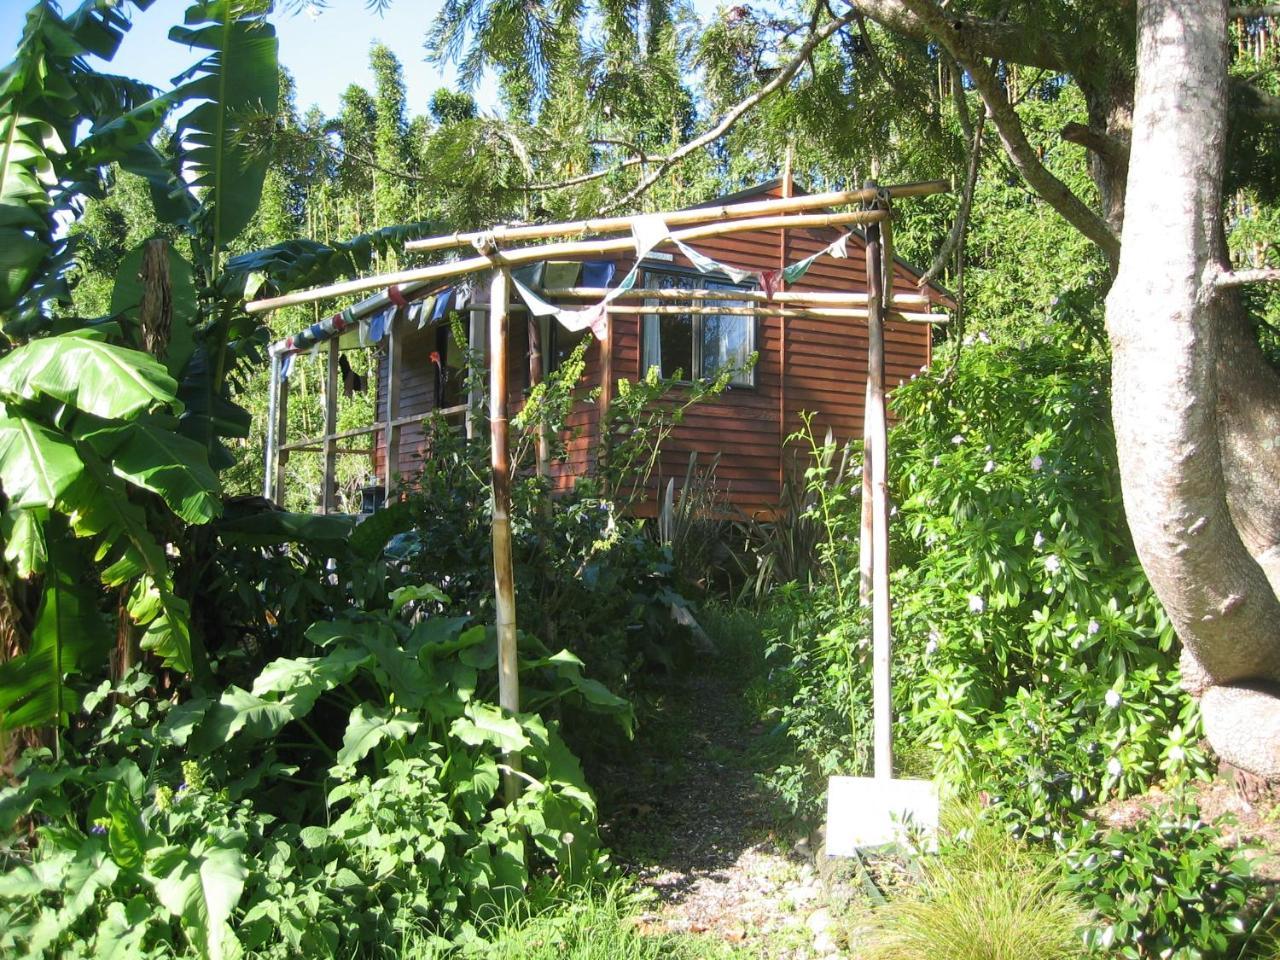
596,670,836,958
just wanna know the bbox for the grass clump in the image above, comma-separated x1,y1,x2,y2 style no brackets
862,815,1086,960
403,882,745,960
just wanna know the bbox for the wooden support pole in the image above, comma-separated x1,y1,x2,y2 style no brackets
467,304,486,440
404,179,948,253
489,267,522,804
264,352,281,501
322,339,339,514
384,309,404,498
864,188,893,782
528,313,550,479
274,367,290,508
859,377,873,607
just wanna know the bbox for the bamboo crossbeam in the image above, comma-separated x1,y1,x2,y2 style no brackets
245,209,891,315
601,303,948,324
404,180,948,253
278,405,470,453
545,287,933,308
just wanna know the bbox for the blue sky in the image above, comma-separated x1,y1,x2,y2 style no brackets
0,0,501,118
0,0,725,120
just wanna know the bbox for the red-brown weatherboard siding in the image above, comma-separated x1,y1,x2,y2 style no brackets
375,182,942,516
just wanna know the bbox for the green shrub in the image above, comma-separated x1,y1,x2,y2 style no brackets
1057,800,1262,959
864,815,1086,960
0,594,629,959
888,335,1209,825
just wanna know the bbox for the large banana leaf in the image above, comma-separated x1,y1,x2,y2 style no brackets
0,415,85,508
226,220,444,299
73,415,221,524
1,506,48,578
169,1,279,251
0,521,111,730
0,330,178,420
59,470,193,672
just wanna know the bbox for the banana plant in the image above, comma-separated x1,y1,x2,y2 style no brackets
0,0,280,732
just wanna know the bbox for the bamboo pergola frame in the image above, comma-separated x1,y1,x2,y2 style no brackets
258,177,947,802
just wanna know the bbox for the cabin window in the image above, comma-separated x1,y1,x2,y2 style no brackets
640,269,755,386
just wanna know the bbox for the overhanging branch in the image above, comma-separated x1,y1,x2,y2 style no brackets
893,0,1121,264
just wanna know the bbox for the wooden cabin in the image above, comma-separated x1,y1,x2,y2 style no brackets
359,179,949,517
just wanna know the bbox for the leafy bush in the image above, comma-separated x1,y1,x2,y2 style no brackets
0,592,630,958
1057,801,1262,959
888,335,1209,824
864,813,1087,960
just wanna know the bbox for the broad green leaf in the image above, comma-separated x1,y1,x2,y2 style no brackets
450,702,530,755
92,898,152,960
189,686,296,754
249,645,370,717
0,524,111,730
390,583,449,615
148,833,247,960
105,781,147,869
0,415,83,508
1,505,47,577
170,3,278,249
74,416,221,523
0,333,178,419
336,703,421,767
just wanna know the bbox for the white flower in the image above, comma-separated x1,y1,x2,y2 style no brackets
933,456,941,467
926,629,941,655
968,594,985,613
1168,745,1185,762
962,335,974,346
977,331,991,344
951,434,964,445
1107,757,1123,777
1030,455,1044,472
561,831,575,844
1044,554,1061,574
983,460,995,474
1087,619,1100,636
1104,690,1122,709
1033,531,1045,549
984,444,992,452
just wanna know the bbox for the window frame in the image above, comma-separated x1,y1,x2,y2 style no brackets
639,265,757,388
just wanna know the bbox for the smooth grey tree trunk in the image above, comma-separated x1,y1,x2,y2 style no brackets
1106,0,1280,778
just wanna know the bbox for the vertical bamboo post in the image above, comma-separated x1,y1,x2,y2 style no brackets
384,310,403,498
273,364,290,508
489,267,522,804
779,148,792,498
467,304,486,440
859,378,873,606
864,183,893,782
528,314,550,479
322,338,339,514
264,352,280,501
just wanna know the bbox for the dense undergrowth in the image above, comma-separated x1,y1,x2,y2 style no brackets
721,328,1278,958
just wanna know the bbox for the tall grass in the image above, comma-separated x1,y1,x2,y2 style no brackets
401,883,744,960
862,815,1087,960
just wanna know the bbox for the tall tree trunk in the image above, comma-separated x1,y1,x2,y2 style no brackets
1106,0,1280,779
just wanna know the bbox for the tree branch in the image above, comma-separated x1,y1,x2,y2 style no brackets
599,10,858,213
1230,5,1280,16
919,110,985,287
1060,121,1129,166
1231,77,1280,123
1215,267,1280,286
891,0,1121,265
843,0,1075,72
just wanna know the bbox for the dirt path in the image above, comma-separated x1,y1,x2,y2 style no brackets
596,670,839,958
